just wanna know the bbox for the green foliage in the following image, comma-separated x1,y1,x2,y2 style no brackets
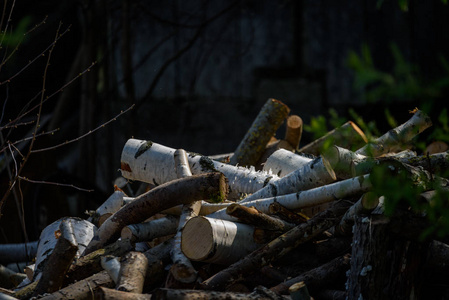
0,16,32,47
347,43,448,104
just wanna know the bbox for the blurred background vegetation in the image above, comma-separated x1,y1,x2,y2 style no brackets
1,0,449,243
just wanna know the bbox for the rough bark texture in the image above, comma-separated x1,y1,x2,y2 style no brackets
64,238,133,286
95,287,152,300
84,173,228,254
299,121,367,156
270,254,351,295
38,271,114,300
152,287,291,300
347,214,429,300
229,98,290,167
200,200,352,291
116,251,148,293
226,203,295,231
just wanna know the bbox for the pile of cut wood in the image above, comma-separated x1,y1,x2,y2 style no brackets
1,99,449,300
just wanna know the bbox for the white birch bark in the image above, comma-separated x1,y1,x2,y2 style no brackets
181,216,261,265
88,190,133,226
355,109,432,157
33,217,96,281
100,256,121,284
240,156,336,204
120,215,179,242
263,148,312,177
170,149,199,283
208,174,372,222
120,139,280,196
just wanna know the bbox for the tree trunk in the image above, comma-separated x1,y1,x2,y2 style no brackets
200,200,352,291
229,98,290,167
84,173,228,254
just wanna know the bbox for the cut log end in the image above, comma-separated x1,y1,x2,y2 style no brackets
181,217,214,261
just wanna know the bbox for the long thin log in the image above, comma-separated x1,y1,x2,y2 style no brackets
270,254,351,295
226,204,295,231
161,201,232,216
95,287,152,300
121,139,280,197
38,270,114,300
263,148,312,177
84,173,228,255
152,287,291,300
64,238,133,286
229,98,290,167
299,120,367,156
208,174,371,221
355,109,432,157
170,149,200,284
240,156,337,203
200,200,352,291
181,216,262,265
0,241,38,265
121,215,179,242
0,264,26,289
33,220,79,296
116,251,148,293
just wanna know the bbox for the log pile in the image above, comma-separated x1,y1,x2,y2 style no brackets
1,99,449,299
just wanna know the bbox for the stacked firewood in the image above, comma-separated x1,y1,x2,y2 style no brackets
1,99,449,300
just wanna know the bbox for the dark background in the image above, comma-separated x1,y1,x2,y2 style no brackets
1,0,448,242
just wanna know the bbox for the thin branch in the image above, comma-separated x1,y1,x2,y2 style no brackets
0,0,16,47
0,128,59,155
18,176,94,192
31,104,134,153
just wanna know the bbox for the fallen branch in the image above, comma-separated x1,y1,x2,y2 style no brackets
200,200,352,291
299,121,367,156
355,109,432,157
229,98,290,167
84,172,228,254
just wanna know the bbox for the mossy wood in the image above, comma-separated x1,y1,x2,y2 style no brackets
229,98,290,167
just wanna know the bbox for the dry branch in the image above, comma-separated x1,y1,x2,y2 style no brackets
229,98,290,167
226,203,295,231
299,121,367,155
200,200,352,291
355,109,432,157
84,173,228,254
270,254,351,295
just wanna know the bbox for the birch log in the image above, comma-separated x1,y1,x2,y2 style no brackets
170,149,200,284
101,256,121,284
121,215,179,242
0,241,38,265
200,200,352,291
84,173,228,255
181,216,262,265
285,115,303,150
226,204,295,231
240,156,337,204
229,98,290,167
263,148,312,177
120,138,279,196
33,220,79,296
116,251,148,293
33,217,95,281
355,109,432,157
88,190,132,226
208,174,371,221
299,121,367,155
